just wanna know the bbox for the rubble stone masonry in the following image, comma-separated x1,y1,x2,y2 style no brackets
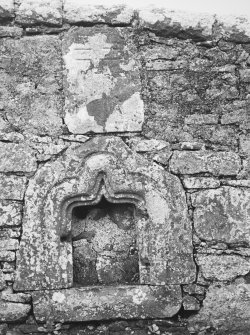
0,1,250,334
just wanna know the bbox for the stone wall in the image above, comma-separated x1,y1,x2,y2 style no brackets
0,1,250,334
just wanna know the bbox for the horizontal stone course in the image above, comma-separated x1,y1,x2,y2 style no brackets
15,0,63,26
170,151,241,176
32,286,182,322
0,175,26,200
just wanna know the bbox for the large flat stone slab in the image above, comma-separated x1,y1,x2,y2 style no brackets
191,187,250,245
62,27,144,133
32,285,182,322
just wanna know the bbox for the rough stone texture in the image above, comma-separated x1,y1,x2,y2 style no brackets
0,0,14,19
64,2,134,25
0,239,19,251
15,0,62,26
191,187,250,245
0,300,31,322
0,175,26,200
182,177,220,189
0,201,22,227
32,286,182,322
170,151,241,176
62,27,144,133
0,26,23,38
188,283,250,333
15,137,195,291
0,143,36,173
0,35,63,136
196,254,250,281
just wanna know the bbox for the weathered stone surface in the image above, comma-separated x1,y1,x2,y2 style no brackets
0,251,15,262
0,26,23,38
130,139,169,152
1,291,31,304
239,134,250,156
188,283,250,333
15,137,194,291
197,254,250,281
0,239,19,251
182,177,220,189
32,286,182,322
62,27,144,133
221,180,250,187
64,2,134,25
0,143,36,173
0,35,63,136
0,228,21,239
0,270,6,290
0,175,26,200
0,300,31,322
16,0,62,26
191,187,250,245
215,14,250,42
0,0,14,19
138,8,214,40
170,151,241,176
182,295,200,311
184,114,218,125
0,201,22,227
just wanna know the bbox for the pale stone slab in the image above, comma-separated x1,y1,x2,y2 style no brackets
191,187,250,245
183,177,220,189
215,14,250,42
62,27,144,134
64,2,134,25
170,151,241,176
0,175,26,200
0,26,23,37
32,286,182,322
221,180,250,187
0,300,31,322
0,143,36,173
16,0,62,26
0,201,22,227
197,254,250,281
0,0,14,19
188,284,250,333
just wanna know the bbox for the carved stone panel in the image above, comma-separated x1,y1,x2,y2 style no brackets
14,136,195,320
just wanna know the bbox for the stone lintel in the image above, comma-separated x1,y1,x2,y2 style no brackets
32,285,182,322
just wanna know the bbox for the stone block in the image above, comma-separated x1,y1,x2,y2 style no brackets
182,177,220,189
0,0,14,19
170,151,241,176
0,251,15,262
197,254,250,281
62,27,144,133
0,201,22,227
191,187,250,245
2,292,31,304
0,26,23,38
0,35,63,136
15,0,63,26
182,296,200,311
63,2,134,25
0,270,6,290
239,134,250,156
0,228,21,239
184,114,218,125
0,175,26,200
0,143,36,173
0,300,31,322
138,8,214,40
188,283,250,333
215,14,250,43
32,286,182,322
0,239,19,251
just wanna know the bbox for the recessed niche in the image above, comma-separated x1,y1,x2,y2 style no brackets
72,197,139,287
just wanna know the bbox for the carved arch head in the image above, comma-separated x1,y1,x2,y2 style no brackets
14,137,195,291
